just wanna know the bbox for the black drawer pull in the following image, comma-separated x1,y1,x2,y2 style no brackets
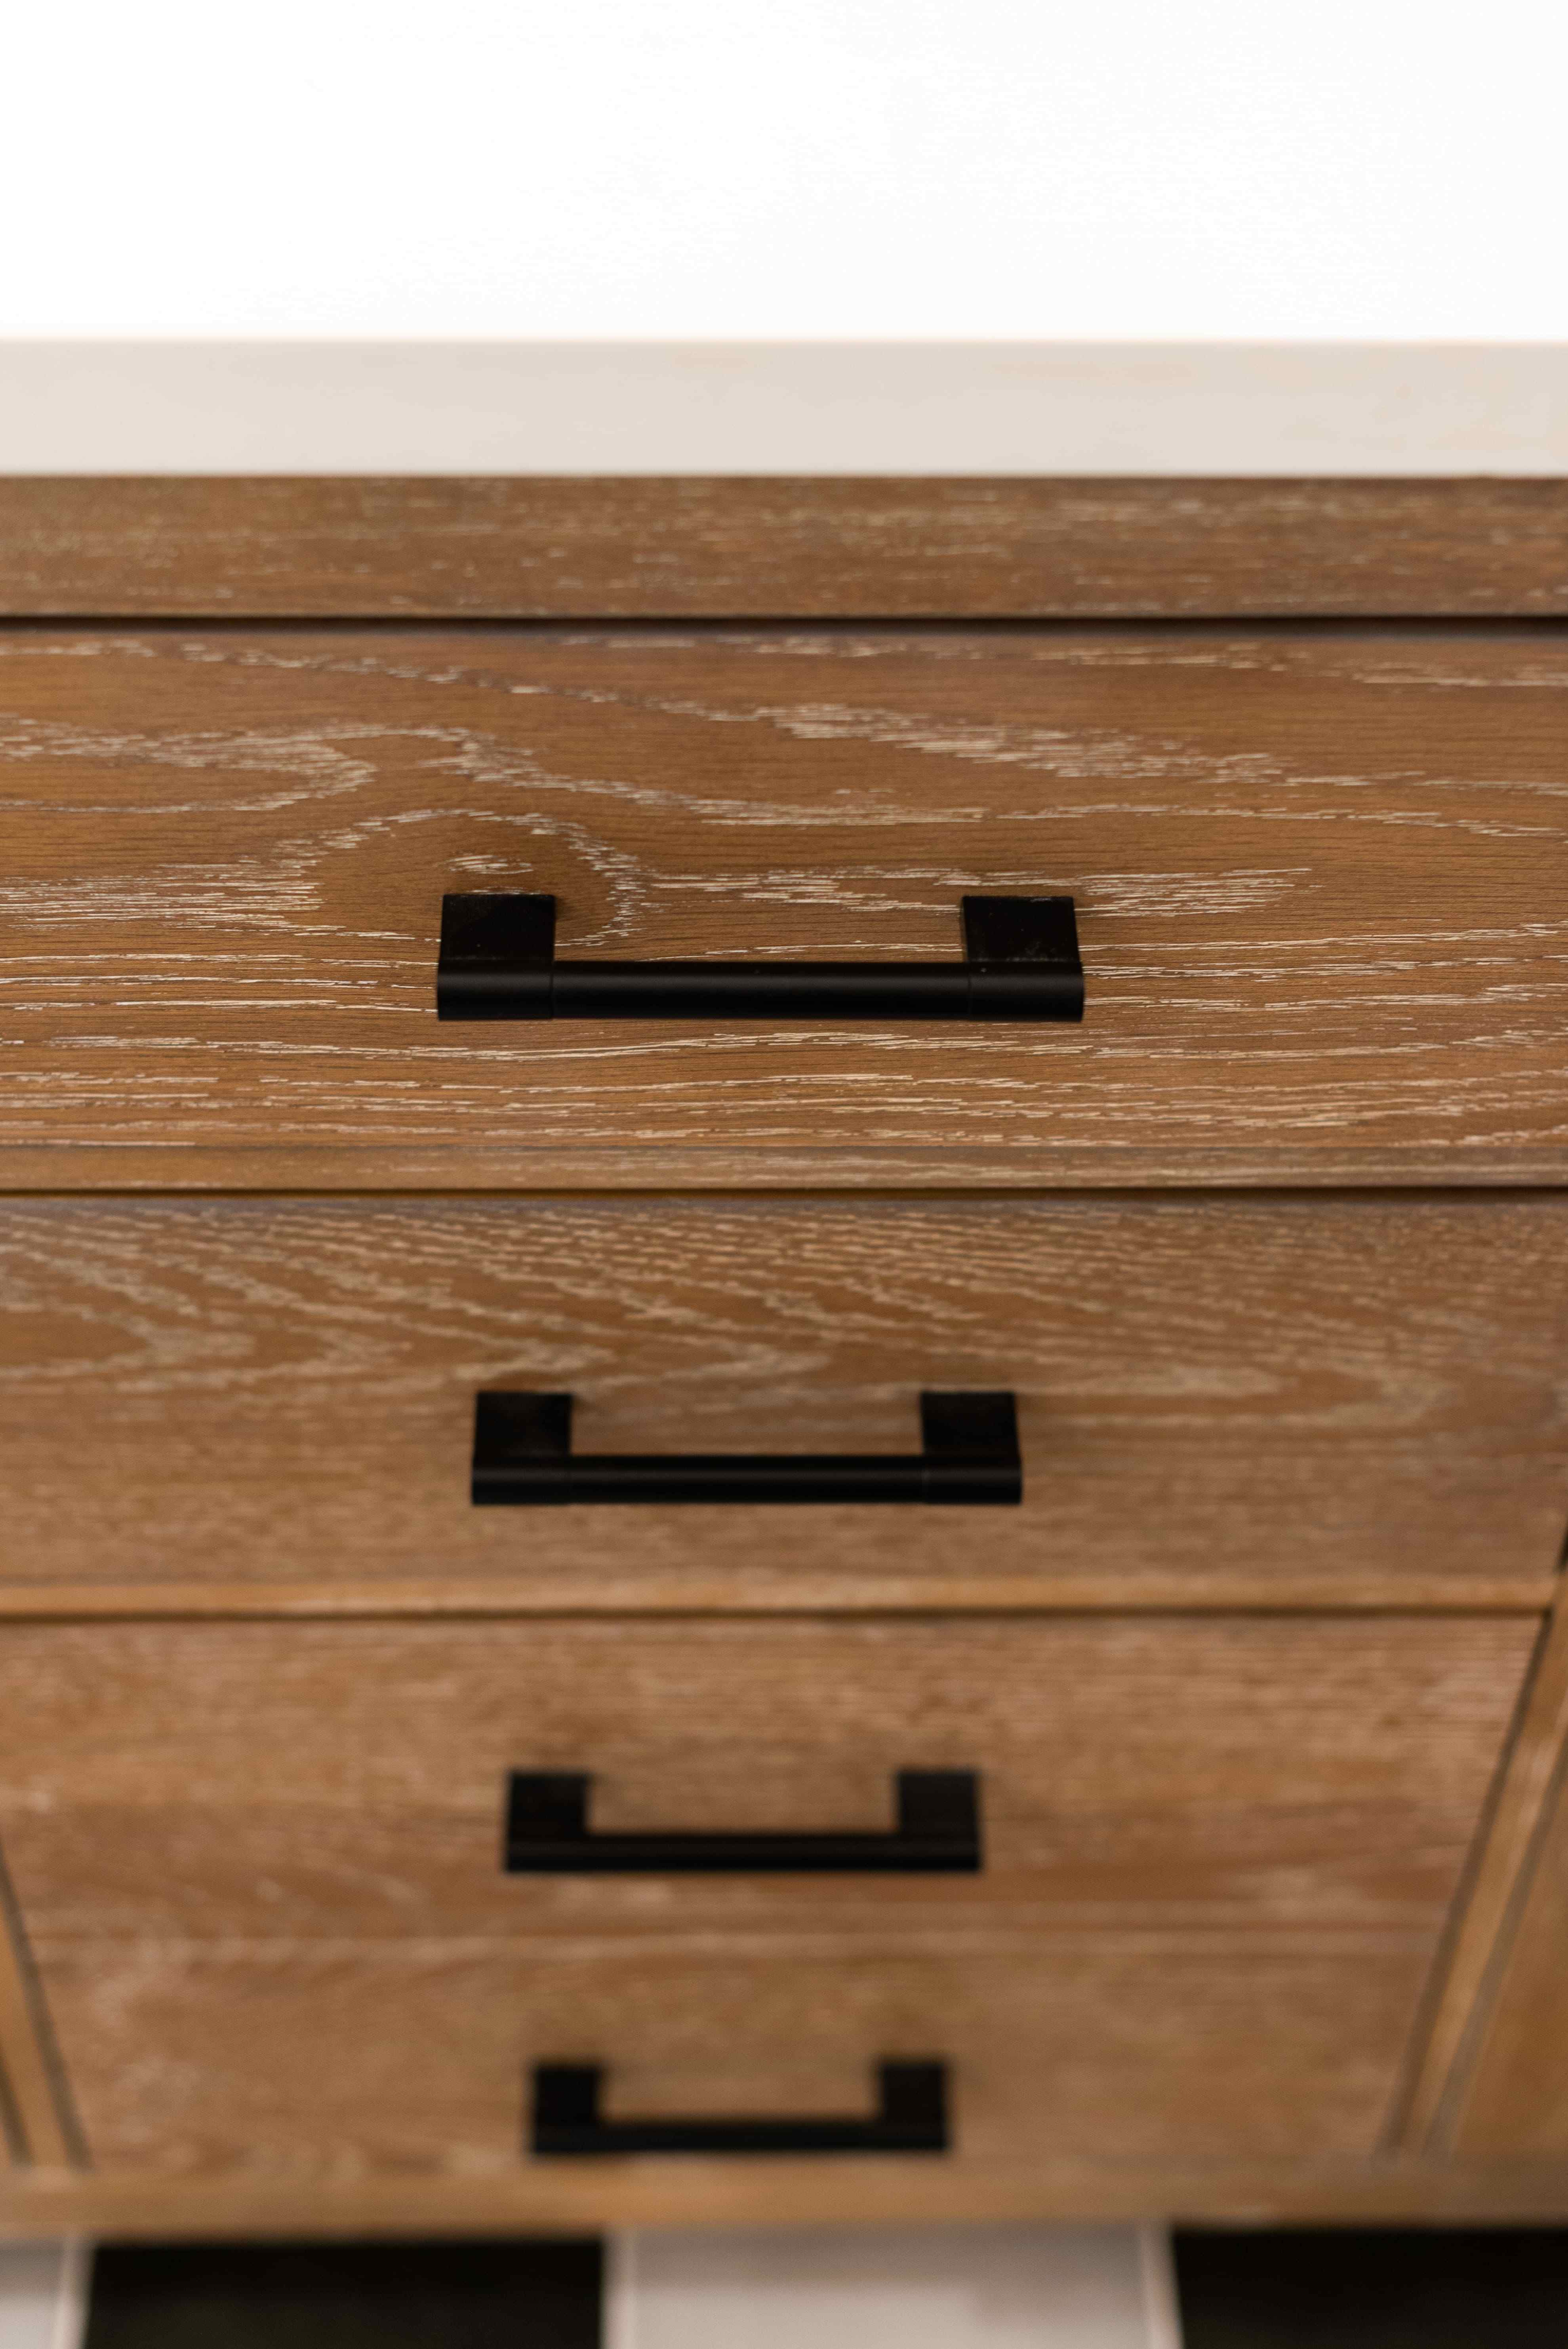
531,2060,949,2158
472,1389,1021,1507
437,893,1082,1023
505,1768,981,1875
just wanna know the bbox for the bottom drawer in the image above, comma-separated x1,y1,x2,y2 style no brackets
32,1935,1429,2181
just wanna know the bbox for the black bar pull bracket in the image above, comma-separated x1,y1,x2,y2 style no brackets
530,2059,949,2157
471,1389,1021,1507
505,1768,981,1875
436,893,1082,1023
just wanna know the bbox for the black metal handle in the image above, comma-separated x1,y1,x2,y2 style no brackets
531,2060,949,2157
437,893,1082,1023
472,1390,1021,1507
505,1769,981,1875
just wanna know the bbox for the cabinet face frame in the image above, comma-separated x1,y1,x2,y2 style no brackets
0,1853,77,2170
1406,1603,1568,2161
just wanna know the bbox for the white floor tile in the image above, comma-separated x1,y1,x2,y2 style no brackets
609,2225,1179,2349
0,2246,88,2349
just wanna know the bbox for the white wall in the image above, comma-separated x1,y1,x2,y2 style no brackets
4,0,1566,341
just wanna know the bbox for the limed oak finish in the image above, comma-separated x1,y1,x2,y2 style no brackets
29,1938,1446,2189
4,478,1568,620
2,483,1567,2235
0,1615,1532,1941
0,1614,1534,2211
0,1855,75,2170
2,625,1566,1190
1438,1631,1568,2162
2,1193,1565,1611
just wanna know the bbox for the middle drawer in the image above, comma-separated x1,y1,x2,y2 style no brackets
3,1192,1566,1608
0,1612,1534,1940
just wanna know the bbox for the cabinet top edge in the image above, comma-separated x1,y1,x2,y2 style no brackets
3,468,1568,621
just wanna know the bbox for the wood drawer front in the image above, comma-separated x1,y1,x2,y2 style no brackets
29,1937,1437,2182
2,625,1564,1193
0,1617,1532,1943
4,1194,1566,1610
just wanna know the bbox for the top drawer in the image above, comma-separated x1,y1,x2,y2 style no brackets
3,624,1564,1191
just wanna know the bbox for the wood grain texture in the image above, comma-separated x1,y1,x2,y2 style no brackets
13,2152,1568,2237
15,2157,1568,2238
0,1616,1531,1942
0,1615,1529,2193
1395,1602,1568,2151
1444,1631,1568,2162
0,1850,76,2167
25,1935,1439,2184
4,480,1568,620
2,625,1567,1189
3,1195,1566,1608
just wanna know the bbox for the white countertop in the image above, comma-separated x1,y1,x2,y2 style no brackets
3,341,1567,475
